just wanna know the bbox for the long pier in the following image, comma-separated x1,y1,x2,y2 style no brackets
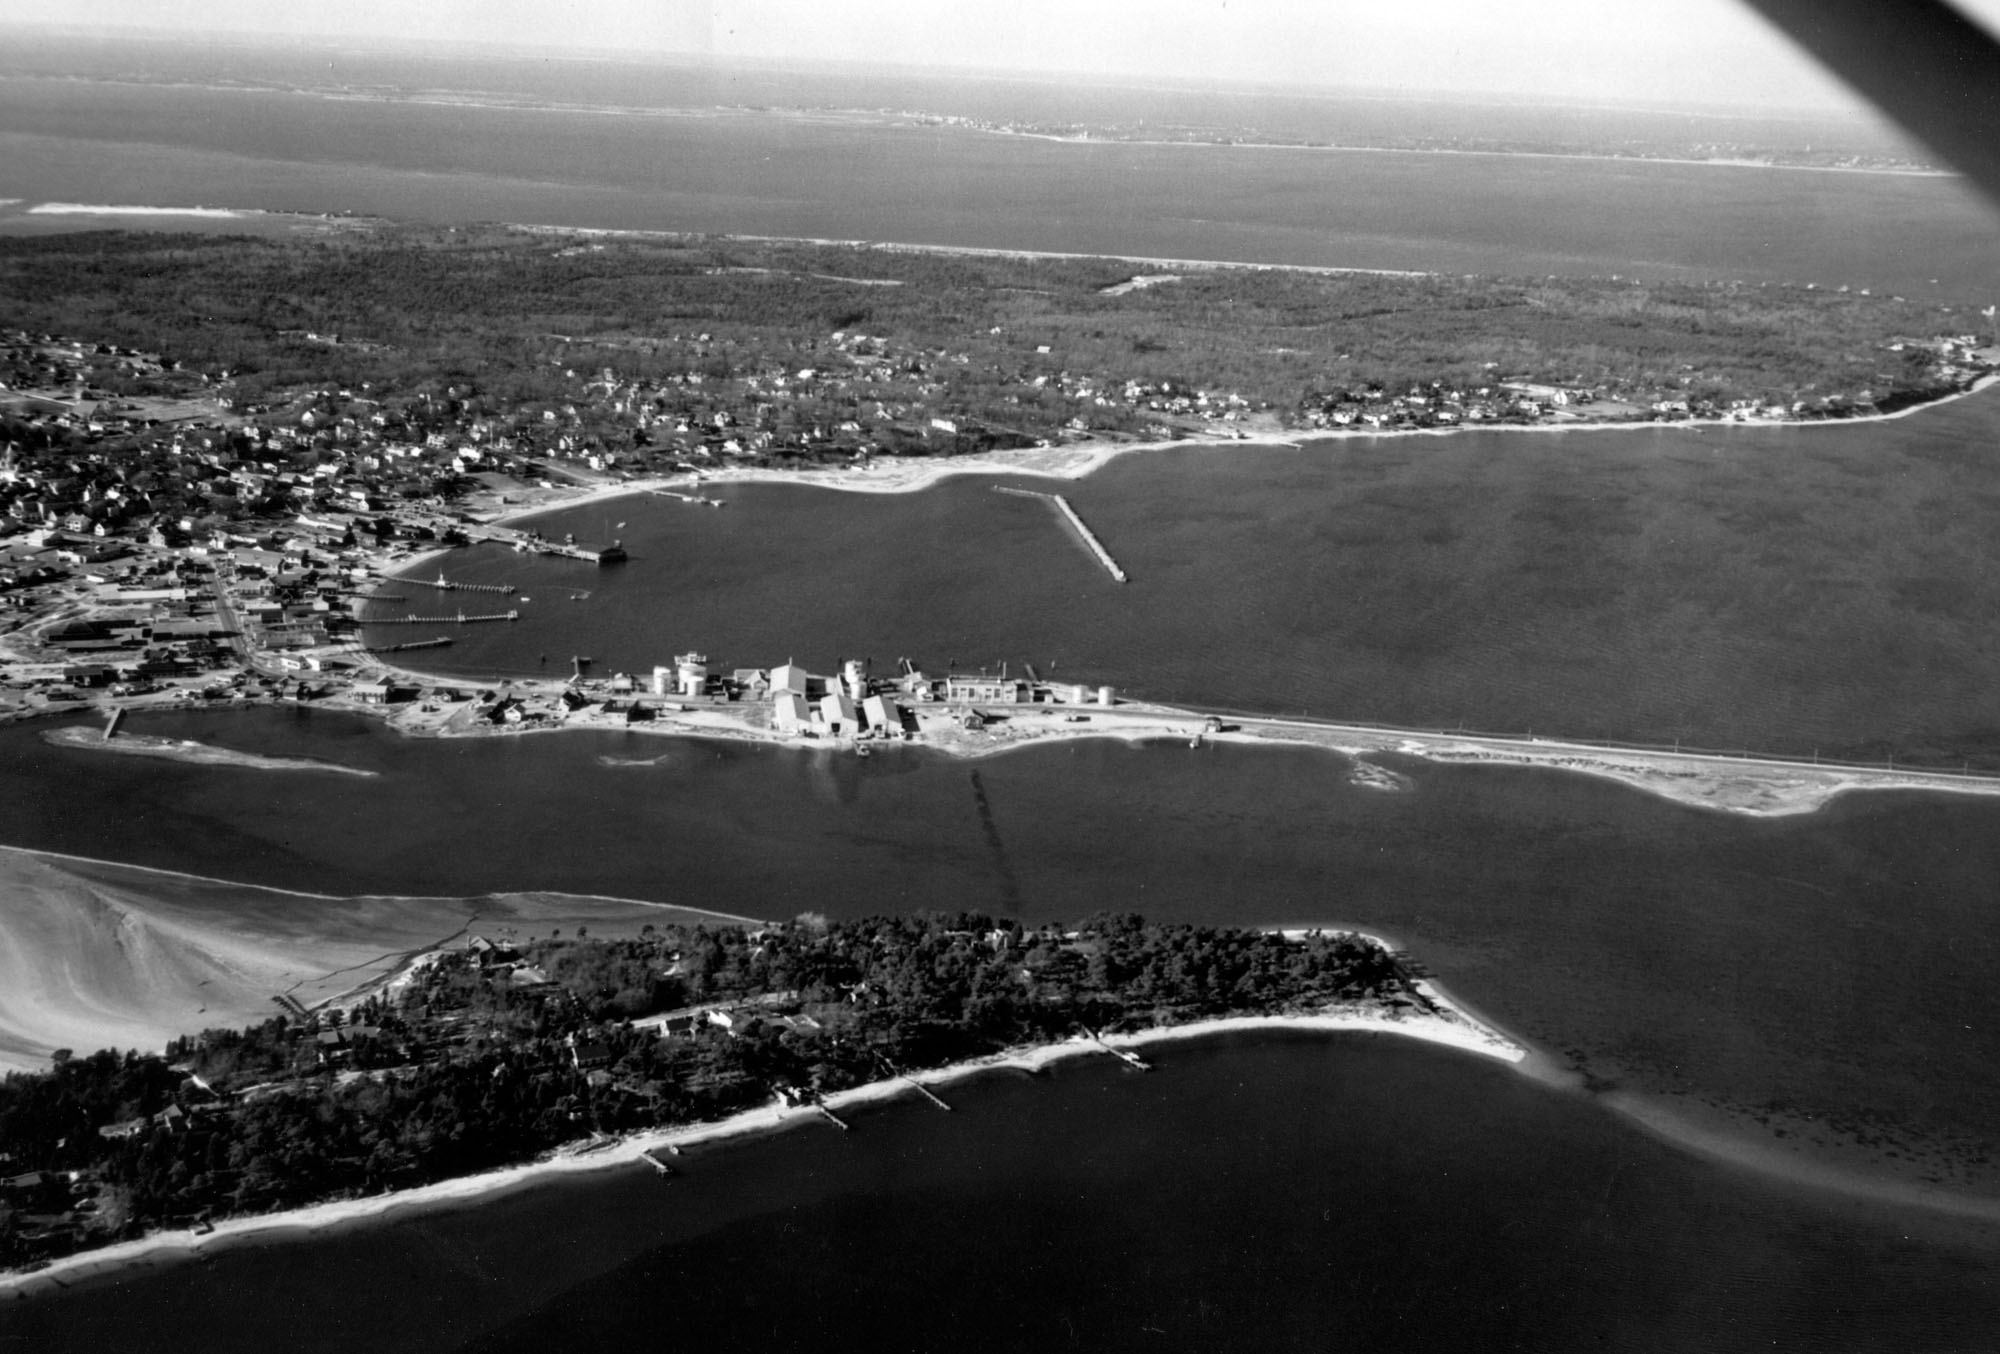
415,575,516,595
373,611,519,625
651,488,726,508
365,636,456,653
993,486,1127,582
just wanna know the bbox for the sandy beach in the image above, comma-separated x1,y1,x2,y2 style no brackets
0,845,764,1074
40,724,378,775
0,978,1521,1299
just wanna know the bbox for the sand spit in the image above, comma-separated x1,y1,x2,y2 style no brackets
41,725,376,775
0,847,757,1074
25,203,257,219
316,660,2000,822
0,986,1521,1299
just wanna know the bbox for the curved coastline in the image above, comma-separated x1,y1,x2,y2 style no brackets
328,374,2000,822
0,987,1525,1300
452,371,2000,529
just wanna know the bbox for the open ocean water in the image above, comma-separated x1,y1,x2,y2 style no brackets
6,39,2000,1349
2,44,1998,296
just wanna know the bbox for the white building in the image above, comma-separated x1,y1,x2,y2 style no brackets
774,691,814,734
675,650,708,698
819,690,858,734
863,693,902,733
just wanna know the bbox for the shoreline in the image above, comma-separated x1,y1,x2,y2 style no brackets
39,724,378,775
0,991,1522,1299
293,648,2000,820
0,843,782,1076
465,375,2000,533
0,840,776,929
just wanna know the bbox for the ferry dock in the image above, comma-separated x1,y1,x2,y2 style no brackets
993,486,1128,582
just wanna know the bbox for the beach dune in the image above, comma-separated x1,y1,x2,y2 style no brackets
0,847,733,1072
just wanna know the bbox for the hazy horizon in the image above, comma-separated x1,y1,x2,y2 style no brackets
12,1,2000,115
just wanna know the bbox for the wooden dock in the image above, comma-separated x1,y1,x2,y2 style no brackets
365,636,455,653
639,1150,675,1177
1085,1029,1152,1071
815,1101,852,1131
878,1057,952,1111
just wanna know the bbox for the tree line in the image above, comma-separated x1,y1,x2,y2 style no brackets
0,912,1415,1269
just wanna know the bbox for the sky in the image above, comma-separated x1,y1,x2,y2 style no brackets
12,0,2000,111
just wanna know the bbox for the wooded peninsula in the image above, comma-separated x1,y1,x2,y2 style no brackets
0,913,1432,1272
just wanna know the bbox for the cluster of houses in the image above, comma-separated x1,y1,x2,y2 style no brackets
1299,330,1997,432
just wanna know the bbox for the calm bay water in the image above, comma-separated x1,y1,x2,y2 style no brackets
385,383,2000,766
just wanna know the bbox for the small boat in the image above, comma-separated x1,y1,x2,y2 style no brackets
856,744,872,758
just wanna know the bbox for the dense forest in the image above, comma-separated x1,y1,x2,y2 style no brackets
0,225,1975,440
0,913,1414,1270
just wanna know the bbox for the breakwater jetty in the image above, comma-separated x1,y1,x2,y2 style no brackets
993,486,1127,582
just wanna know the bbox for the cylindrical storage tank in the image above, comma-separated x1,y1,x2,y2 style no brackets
676,651,708,698
843,658,868,700
651,666,673,695
1069,683,1090,705
1097,685,1115,707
